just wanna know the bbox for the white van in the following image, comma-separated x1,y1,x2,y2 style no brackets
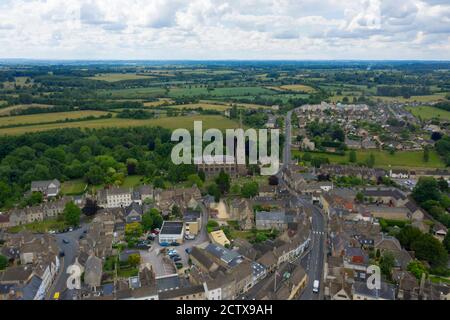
313,280,320,293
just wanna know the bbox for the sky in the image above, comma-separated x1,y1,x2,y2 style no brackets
0,0,449,60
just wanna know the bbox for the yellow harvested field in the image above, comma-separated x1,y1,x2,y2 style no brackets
373,94,448,103
0,115,240,136
165,103,231,111
0,111,110,126
277,84,316,92
89,73,154,82
143,99,174,107
200,100,271,110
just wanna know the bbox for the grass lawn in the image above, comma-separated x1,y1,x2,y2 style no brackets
88,73,155,82
0,115,241,136
293,149,446,169
61,179,87,195
8,219,68,234
405,105,450,121
0,110,110,127
122,175,145,188
117,267,139,278
429,275,450,285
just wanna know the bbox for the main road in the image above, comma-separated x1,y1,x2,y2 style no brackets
46,224,87,300
278,108,326,300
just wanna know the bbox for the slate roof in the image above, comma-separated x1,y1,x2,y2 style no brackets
353,281,396,300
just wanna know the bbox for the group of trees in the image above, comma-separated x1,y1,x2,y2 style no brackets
376,85,431,98
412,177,450,228
141,208,164,232
396,225,448,270
117,109,155,119
0,127,198,210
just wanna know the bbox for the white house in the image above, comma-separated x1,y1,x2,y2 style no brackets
106,187,133,208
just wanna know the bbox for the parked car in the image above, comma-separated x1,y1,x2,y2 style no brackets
170,242,180,247
184,234,195,240
185,248,192,254
160,242,170,247
172,257,182,262
136,244,151,250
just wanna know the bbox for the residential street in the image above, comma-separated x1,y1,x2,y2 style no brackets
46,225,87,300
280,108,326,300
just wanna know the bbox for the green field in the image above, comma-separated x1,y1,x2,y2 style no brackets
89,73,154,82
405,106,450,121
100,87,167,99
168,86,276,98
0,115,240,136
61,179,87,195
0,110,110,127
373,94,447,103
293,149,445,169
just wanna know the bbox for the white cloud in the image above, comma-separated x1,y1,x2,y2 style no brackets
0,0,448,59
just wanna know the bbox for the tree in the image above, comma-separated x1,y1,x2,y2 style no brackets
198,170,206,182
215,171,230,194
128,254,141,268
0,254,8,270
437,178,449,193
187,174,203,188
268,175,279,186
207,183,221,202
412,177,441,204
366,153,375,168
379,251,395,280
171,205,182,219
126,158,138,175
148,208,163,229
423,146,430,162
63,201,81,227
153,177,165,189
411,233,448,268
241,182,259,198
125,222,143,238
443,232,450,253
142,212,154,231
349,150,357,163
302,153,312,162
82,198,100,216
355,192,364,203
407,260,428,280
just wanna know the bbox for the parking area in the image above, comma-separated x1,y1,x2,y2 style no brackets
140,204,210,277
